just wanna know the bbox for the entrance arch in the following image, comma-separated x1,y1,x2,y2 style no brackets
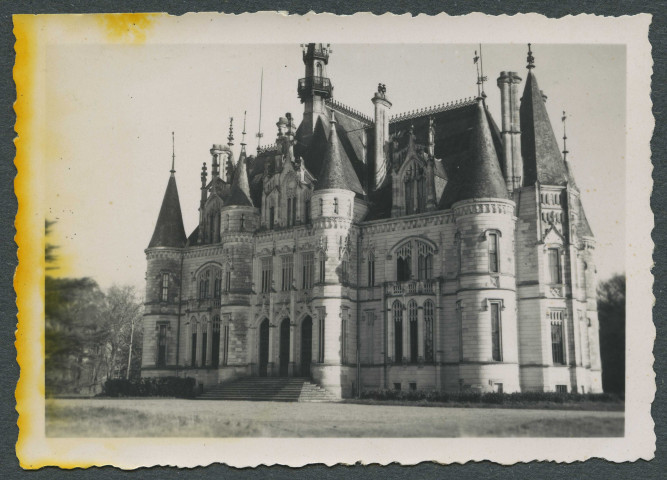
258,318,269,376
279,318,291,377
301,316,313,377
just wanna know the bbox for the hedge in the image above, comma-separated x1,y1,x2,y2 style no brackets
102,377,197,398
359,389,622,404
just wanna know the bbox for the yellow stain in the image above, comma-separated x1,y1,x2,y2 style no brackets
96,13,159,44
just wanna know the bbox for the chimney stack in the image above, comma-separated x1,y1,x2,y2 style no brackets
371,83,391,190
497,71,523,193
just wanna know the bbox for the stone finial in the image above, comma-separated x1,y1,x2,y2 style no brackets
527,43,535,70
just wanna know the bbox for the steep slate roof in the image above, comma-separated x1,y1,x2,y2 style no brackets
314,113,364,193
148,174,187,248
520,70,569,186
226,154,254,207
439,100,508,207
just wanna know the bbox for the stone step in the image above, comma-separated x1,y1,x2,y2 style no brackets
197,377,339,402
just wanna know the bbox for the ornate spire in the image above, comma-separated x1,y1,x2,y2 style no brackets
170,131,176,175
227,117,234,147
240,111,247,158
473,44,487,99
148,174,187,248
527,43,535,70
226,154,253,207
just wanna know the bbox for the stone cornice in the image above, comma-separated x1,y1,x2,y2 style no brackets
452,198,516,218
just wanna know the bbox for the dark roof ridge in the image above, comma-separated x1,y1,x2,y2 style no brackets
390,96,477,124
226,155,254,207
326,98,373,125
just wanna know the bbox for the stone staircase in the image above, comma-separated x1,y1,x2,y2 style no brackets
197,377,339,403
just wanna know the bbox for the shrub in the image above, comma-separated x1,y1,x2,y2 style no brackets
102,377,196,398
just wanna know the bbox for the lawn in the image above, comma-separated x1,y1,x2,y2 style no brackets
45,399,624,437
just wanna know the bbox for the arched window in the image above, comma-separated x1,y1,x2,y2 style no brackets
212,316,221,367
396,242,412,281
392,300,403,363
190,318,198,367
214,271,222,299
416,241,435,280
404,168,414,215
424,300,434,362
316,62,323,78
201,319,208,366
204,270,210,298
408,300,418,363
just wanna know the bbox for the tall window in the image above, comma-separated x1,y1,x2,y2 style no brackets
269,206,275,229
304,199,311,224
214,272,222,299
393,300,403,362
456,301,464,361
334,198,339,214
319,198,323,215
549,310,566,365
319,252,326,283
161,273,169,302
488,232,499,273
341,256,349,284
408,300,418,363
396,242,412,281
367,255,375,286
302,252,314,289
261,257,272,293
490,301,502,361
548,248,562,284
190,319,197,367
223,324,230,365
417,175,426,213
240,214,245,231
424,300,434,362
211,316,221,367
316,62,322,77
405,176,414,215
317,307,326,363
281,255,294,291
291,197,297,225
157,323,167,367
341,308,348,364
201,321,208,366
224,269,231,292
286,198,292,226
418,253,433,280
455,232,463,273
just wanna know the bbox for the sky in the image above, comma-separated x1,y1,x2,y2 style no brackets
41,17,626,292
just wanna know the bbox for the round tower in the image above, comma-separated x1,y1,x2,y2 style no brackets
217,153,259,382
309,113,357,398
451,99,520,393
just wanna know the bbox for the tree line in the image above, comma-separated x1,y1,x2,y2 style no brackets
45,220,144,395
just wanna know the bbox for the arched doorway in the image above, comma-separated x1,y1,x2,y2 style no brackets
279,318,291,377
301,316,313,377
258,319,269,377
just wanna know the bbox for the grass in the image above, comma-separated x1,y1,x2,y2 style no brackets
45,398,624,438
344,398,625,411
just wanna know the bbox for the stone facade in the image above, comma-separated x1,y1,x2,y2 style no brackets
141,44,603,398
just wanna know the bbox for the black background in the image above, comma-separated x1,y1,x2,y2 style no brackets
1,1,663,478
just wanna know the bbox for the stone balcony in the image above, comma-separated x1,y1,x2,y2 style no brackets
185,297,222,312
384,279,439,297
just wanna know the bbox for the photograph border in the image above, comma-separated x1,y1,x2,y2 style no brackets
3,0,665,478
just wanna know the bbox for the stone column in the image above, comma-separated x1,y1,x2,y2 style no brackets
206,320,213,366
402,308,409,363
267,323,275,376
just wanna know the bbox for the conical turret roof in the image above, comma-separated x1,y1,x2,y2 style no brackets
520,70,569,186
226,154,254,207
315,113,363,192
148,174,187,248
447,99,509,205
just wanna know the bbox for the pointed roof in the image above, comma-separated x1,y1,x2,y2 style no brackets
315,113,364,193
226,155,254,207
520,70,569,186
441,100,508,207
148,174,187,248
